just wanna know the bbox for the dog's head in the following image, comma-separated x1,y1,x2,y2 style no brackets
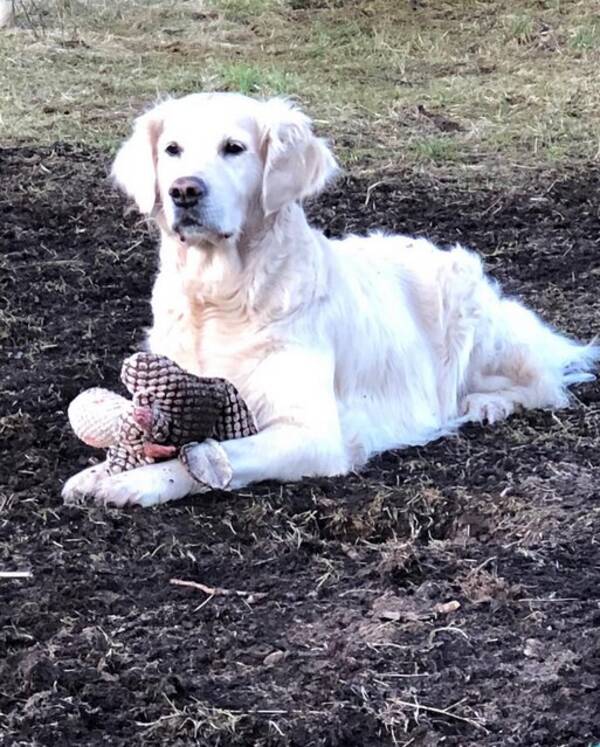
112,93,338,247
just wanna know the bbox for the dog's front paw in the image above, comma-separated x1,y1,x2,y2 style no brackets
94,459,199,508
62,462,111,505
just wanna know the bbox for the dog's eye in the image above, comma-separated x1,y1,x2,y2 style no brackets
165,142,182,157
222,140,246,156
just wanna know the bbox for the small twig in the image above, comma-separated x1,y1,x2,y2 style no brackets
466,555,497,578
516,596,585,604
427,625,469,647
0,570,32,579
17,0,45,38
170,578,267,602
392,697,488,733
364,179,387,207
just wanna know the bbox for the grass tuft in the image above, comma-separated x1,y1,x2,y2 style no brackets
410,136,460,165
215,62,297,96
505,14,535,45
569,24,600,50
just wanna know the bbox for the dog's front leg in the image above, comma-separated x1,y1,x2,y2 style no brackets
88,423,347,508
190,422,350,489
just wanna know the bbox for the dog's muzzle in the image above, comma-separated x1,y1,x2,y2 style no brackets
169,176,208,209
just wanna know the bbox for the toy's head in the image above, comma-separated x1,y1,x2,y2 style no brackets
68,388,130,448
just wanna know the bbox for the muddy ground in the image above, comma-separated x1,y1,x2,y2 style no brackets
1,145,599,746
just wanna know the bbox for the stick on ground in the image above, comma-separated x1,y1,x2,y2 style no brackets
170,577,267,602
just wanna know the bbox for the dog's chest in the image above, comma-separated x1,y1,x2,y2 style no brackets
148,283,269,388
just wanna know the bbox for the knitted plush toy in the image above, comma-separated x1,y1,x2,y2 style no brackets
68,352,256,479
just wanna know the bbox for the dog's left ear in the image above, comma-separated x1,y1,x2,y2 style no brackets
111,100,169,214
260,99,339,216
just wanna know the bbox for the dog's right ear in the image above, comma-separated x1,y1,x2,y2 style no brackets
111,103,167,214
260,99,339,216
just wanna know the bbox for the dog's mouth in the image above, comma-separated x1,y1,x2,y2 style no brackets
174,215,202,241
172,217,233,244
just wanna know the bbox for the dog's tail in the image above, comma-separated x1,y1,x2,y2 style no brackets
557,338,600,385
437,244,599,418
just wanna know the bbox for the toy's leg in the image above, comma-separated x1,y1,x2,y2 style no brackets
143,442,178,459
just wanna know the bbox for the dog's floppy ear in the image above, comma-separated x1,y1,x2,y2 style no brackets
260,99,339,216
111,102,168,214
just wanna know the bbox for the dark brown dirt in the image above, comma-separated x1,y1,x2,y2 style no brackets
1,144,599,746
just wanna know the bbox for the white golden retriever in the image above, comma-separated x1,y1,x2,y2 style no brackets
62,92,598,507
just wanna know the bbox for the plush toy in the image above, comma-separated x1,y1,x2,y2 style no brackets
68,352,257,478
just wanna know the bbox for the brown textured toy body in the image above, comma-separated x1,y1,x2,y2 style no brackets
68,352,257,475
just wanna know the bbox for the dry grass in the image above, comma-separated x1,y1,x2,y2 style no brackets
1,1,600,171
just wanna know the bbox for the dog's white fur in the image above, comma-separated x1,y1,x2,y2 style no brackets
62,92,598,507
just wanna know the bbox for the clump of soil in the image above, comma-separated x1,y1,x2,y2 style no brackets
1,144,599,746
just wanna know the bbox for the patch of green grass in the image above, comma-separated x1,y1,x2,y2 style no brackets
410,136,460,165
505,14,535,45
569,24,600,50
2,0,600,175
215,62,297,96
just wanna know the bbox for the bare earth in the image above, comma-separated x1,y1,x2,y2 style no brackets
1,145,599,746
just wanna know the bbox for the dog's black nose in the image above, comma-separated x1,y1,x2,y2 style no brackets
169,176,208,208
